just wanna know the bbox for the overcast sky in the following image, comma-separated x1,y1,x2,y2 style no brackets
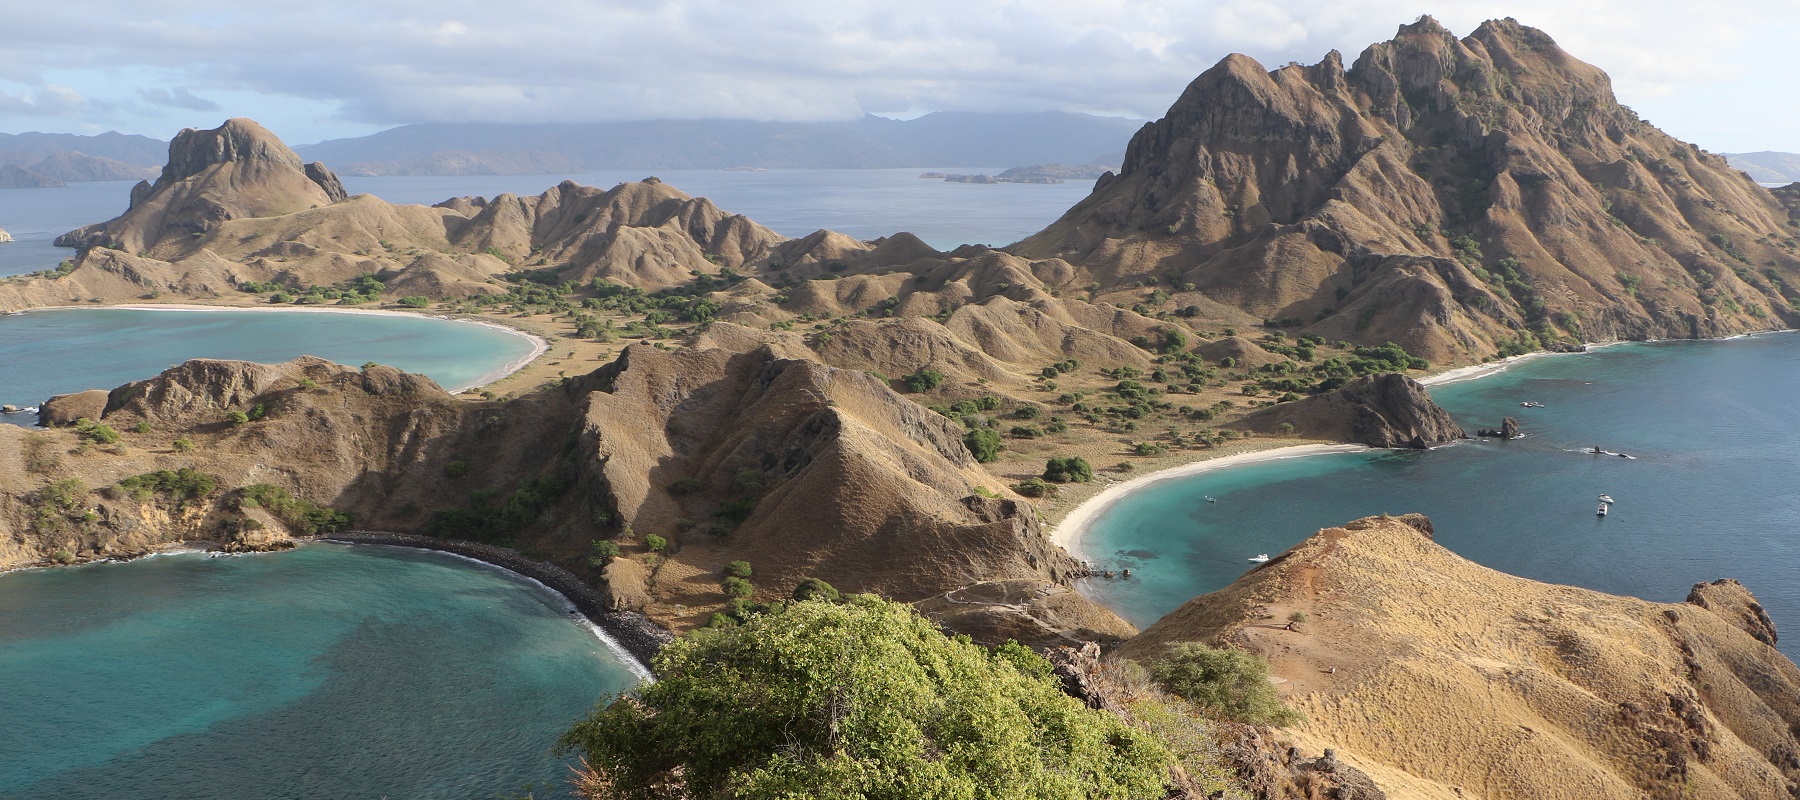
3,1,1797,152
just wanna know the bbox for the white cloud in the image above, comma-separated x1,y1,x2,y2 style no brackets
0,0,1794,150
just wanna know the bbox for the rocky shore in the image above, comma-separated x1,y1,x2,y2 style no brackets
323,531,673,668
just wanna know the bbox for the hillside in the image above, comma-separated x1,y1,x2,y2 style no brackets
1012,17,1800,363
294,112,1141,174
1121,514,1800,799
1726,151,1800,183
0,130,166,171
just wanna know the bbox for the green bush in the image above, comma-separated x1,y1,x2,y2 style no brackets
171,437,194,453
724,560,753,578
399,295,431,308
589,540,621,567
1013,477,1053,498
444,460,469,479
558,597,1173,799
902,367,945,392
645,534,668,552
962,427,1002,463
1042,456,1094,484
225,410,250,426
238,484,352,534
722,576,754,598
74,418,120,444
117,468,219,505
791,577,841,602
1147,643,1301,726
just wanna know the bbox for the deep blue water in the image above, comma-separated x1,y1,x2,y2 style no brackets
1078,334,1800,660
0,543,643,799
0,308,535,426
0,169,1092,277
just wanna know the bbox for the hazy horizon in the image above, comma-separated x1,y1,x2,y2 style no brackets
3,2,1797,153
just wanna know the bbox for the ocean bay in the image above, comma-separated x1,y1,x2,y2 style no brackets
0,543,642,799
1076,334,1800,660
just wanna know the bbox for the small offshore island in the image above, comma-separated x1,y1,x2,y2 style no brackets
4,16,1800,800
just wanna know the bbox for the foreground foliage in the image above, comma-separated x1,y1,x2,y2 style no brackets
560,596,1175,799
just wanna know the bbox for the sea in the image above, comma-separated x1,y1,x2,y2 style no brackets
0,543,643,799
0,168,1095,278
1076,333,1800,661
0,308,538,427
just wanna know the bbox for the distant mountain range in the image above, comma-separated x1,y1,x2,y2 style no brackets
0,132,165,185
291,112,1140,175
1725,151,1800,183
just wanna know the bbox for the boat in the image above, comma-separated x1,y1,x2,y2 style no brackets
1203,496,1217,504
1520,401,1545,408
1598,494,1615,504
1248,553,1270,563
1596,503,1608,517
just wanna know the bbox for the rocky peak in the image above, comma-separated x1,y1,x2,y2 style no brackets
1236,373,1466,448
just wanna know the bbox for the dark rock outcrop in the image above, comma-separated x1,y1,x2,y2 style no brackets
1478,416,1520,438
1688,578,1780,647
1236,373,1465,448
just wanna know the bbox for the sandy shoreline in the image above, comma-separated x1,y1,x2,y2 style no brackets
1049,443,1368,562
8,302,550,393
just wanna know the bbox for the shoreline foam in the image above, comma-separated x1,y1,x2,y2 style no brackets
9,303,548,392
1050,443,1368,562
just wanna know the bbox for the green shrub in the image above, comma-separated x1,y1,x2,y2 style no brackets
444,460,469,479
1147,643,1301,726
645,533,668,552
558,597,1173,798
117,468,219,505
1013,477,1053,498
238,484,352,534
791,577,841,602
1042,456,1094,483
724,560,753,578
133,422,152,434
963,427,1002,463
589,540,621,567
722,575,754,598
74,418,121,444
171,437,194,453
225,410,250,426
902,367,945,392
400,295,431,308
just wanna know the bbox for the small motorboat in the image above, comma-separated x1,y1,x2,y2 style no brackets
1596,503,1608,517
1598,494,1615,504
1520,401,1545,408
1248,553,1271,563
1204,496,1217,504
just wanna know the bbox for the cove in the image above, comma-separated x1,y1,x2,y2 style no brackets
0,543,643,799
1074,334,1800,661
0,307,539,426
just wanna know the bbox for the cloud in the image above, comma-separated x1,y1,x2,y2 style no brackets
138,87,220,111
0,0,1794,149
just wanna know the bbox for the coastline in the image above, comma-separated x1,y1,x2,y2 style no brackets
321,531,670,674
8,302,550,393
1048,443,1368,562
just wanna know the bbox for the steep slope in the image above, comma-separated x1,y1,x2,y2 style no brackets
0,329,1131,643
1013,17,1800,362
1122,514,1800,799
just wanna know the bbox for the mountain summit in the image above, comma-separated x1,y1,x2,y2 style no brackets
1015,17,1800,361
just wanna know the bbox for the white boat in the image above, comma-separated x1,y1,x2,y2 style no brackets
1520,401,1545,408
1248,553,1270,563
1203,496,1217,504
1598,494,1615,504
1596,503,1608,517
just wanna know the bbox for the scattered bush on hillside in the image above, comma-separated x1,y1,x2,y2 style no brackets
724,560,753,578
1147,643,1301,726
791,578,841,603
1042,456,1094,483
559,597,1174,799
903,367,945,392
238,484,352,534
74,418,121,444
963,427,1003,462
116,468,218,505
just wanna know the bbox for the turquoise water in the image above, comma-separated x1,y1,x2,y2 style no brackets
0,170,1092,277
0,543,642,799
0,308,535,425
1079,334,1800,660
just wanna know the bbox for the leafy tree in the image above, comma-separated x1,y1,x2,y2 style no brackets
239,484,352,534
589,540,621,567
902,367,945,393
559,597,1173,799
722,576,754,598
1013,477,1053,498
962,427,1002,463
1042,456,1094,484
1146,643,1301,726
171,437,194,453
73,418,121,444
645,534,668,552
724,560,753,578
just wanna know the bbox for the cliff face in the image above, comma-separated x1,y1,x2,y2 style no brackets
1122,514,1800,799
1013,17,1800,362
1235,373,1466,448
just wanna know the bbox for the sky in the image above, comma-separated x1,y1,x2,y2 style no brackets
2,0,1797,152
